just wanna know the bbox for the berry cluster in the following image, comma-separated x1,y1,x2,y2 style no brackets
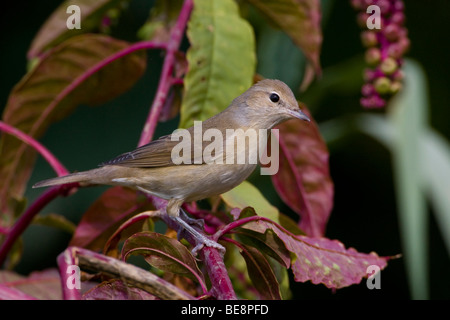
351,0,410,108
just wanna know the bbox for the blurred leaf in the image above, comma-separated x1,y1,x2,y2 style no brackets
238,217,390,289
70,187,146,251
387,59,429,299
137,0,183,42
301,56,365,111
246,0,322,75
0,269,62,300
255,25,306,90
0,34,146,220
28,0,127,58
83,279,158,300
239,244,281,300
273,107,334,237
121,231,204,284
32,213,77,234
421,130,450,257
4,238,23,270
221,181,303,235
179,0,255,128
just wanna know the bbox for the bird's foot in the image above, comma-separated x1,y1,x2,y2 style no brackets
173,210,225,256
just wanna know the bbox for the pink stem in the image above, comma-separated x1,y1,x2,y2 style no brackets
138,0,193,146
213,215,298,241
148,195,237,300
200,247,237,300
0,183,77,266
0,121,68,177
0,41,166,266
57,247,82,300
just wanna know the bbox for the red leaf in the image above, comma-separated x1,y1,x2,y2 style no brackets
0,269,62,300
272,106,334,237
69,187,147,251
239,218,390,289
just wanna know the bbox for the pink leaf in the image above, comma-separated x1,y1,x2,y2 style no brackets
83,279,158,300
69,187,148,251
239,218,390,289
272,106,334,237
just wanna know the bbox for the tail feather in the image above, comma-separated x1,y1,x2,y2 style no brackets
33,171,93,188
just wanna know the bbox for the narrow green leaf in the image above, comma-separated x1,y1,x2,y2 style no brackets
420,130,450,256
179,0,256,128
28,0,127,58
387,59,429,299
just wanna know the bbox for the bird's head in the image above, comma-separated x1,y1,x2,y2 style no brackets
236,79,310,129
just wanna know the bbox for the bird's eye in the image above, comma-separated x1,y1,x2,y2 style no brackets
270,93,280,103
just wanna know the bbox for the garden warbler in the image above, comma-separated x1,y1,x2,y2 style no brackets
33,79,310,251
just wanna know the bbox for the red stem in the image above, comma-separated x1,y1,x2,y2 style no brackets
0,121,68,177
200,247,237,300
138,0,193,146
0,184,77,266
214,215,298,241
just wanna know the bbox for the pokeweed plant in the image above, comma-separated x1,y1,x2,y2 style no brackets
0,0,403,300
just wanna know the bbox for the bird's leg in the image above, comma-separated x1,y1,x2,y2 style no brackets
178,207,204,230
170,207,225,256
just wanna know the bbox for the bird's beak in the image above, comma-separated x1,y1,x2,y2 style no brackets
286,108,311,122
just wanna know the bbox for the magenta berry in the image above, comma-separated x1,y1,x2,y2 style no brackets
351,0,410,109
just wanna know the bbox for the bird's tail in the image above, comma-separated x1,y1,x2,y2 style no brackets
32,170,97,188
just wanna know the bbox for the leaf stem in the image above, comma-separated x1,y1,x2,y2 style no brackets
138,0,193,146
0,184,77,266
0,121,68,176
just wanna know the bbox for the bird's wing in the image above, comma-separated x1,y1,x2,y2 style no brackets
99,133,205,168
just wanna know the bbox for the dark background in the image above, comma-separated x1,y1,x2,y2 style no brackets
1,0,449,299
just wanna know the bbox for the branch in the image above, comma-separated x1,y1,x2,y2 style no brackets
58,246,194,300
138,0,193,146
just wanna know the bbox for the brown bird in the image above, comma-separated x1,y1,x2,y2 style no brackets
33,79,310,252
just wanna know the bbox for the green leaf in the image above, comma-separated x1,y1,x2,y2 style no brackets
179,0,256,128
246,0,322,75
420,130,450,257
32,213,77,234
387,59,429,300
137,0,183,42
28,0,128,58
121,231,205,284
222,181,278,221
0,34,146,220
239,244,281,300
221,181,303,235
